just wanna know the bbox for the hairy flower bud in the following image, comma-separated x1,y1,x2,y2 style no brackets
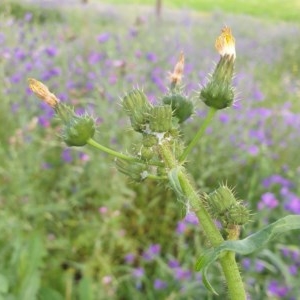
62,114,96,146
200,27,236,109
116,159,148,182
149,105,173,132
208,185,237,215
122,89,152,132
162,93,193,123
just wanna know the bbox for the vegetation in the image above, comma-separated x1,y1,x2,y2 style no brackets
0,1,300,299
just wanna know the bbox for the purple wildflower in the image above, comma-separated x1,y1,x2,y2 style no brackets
146,52,157,62
184,212,199,225
267,280,289,297
284,195,300,214
168,259,180,269
255,260,265,272
288,265,298,275
61,149,73,163
124,253,135,264
142,244,161,261
153,279,167,290
132,267,144,278
45,46,58,57
176,221,186,234
173,267,192,281
257,192,279,210
97,32,111,43
241,258,251,270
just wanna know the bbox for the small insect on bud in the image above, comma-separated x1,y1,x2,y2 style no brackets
28,78,59,108
200,26,236,110
169,52,185,87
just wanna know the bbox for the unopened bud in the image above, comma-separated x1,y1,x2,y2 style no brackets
227,203,250,225
62,114,96,146
208,185,237,215
200,27,236,110
116,159,148,182
122,89,152,132
149,105,172,132
162,93,193,123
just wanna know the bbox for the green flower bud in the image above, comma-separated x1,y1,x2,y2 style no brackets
227,203,250,225
140,146,154,161
208,185,237,215
200,27,236,110
62,114,96,147
142,133,158,147
122,89,152,132
115,159,148,182
149,105,172,132
162,93,193,123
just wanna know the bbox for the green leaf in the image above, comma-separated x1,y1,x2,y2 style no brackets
195,215,300,292
168,167,185,199
78,277,93,300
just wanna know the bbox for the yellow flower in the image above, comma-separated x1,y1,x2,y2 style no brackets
28,78,59,108
215,26,236,59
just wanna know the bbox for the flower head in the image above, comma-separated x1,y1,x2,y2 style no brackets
169,52,185,86
28,78,59,108
215,26,236,59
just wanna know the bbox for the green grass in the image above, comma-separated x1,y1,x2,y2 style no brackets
100,0,300,22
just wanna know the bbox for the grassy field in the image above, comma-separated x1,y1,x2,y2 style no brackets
101,0,300,22
1,1,300,299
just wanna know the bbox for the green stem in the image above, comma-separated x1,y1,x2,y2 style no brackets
159,141,246,299
179,107,216,162
87,138,139,162
87,138,163,167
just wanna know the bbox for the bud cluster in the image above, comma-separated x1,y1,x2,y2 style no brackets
207,185,250,227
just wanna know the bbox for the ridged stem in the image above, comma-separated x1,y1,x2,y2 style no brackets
159,141,246,299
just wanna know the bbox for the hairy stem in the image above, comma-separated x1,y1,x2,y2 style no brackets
159,141,246,299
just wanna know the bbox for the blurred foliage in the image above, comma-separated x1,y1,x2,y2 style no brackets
0,1,300,299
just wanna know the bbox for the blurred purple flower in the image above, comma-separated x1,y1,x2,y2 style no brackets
262,174,292,189
124,253,135,264
184,212,199,225
284,195,300,214
173,267,192,281
24,12,33,22
288,265,298,275
252,87,264,102
168,259,180,269
45,46,58,57
0,33,5,44
132,267,144,278
241,258,251,270
88,52,103,64
255,260,265,272
61,149,73,163
153,279,167,290
248,145,259,156
219,113,230,124
10,73,22,84
142,244,161,261
257,192,279,210
97,32,110,43
14,48,26,60
267,280,289,297
176,221,186,234
146,52,157,62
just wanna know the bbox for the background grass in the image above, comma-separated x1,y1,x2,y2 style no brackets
1,0,300,299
